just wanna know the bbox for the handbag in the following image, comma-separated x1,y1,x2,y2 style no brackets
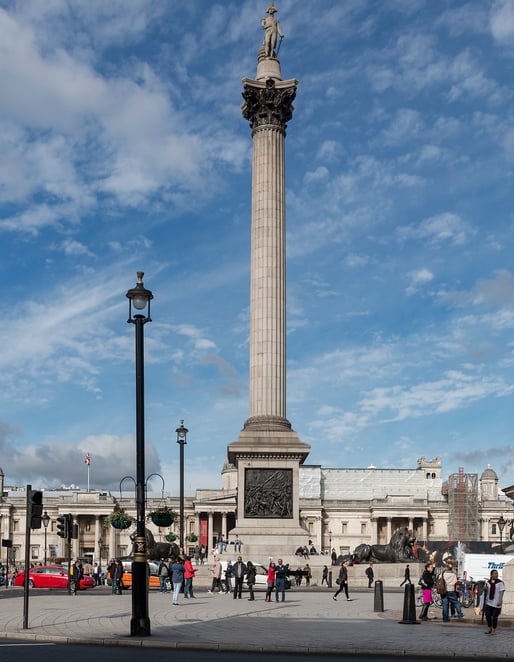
335,577,341,585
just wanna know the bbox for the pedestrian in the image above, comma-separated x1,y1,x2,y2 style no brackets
304,563,312,586
333,561,351,601
183,555,196,598
481,569,506,635
246,561,256,601
224,560,233,594
331,548,337,566
170,557,185,605
208,556,222,593
321,565,329,585
274,559,288,602
158,558,169,593
441,562,463,622
418,562,435,621
400,564,411,587
295,566,303,586
265,562,275,602
93,562,102,586
365,563,374,588
114,560,124,595
71,560,83,595
107,559,117,594
232,555,247,599
234,535,242,553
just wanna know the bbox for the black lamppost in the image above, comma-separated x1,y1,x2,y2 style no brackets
42,511,50,565
126,271,153,637
498,514,507,554
176,420,188,553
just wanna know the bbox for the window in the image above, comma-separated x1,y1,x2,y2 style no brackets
341,522,348,535
31,546,39,560
492,524,497,535
49,545,57,558
361,522,367,535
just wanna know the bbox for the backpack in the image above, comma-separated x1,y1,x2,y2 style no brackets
160,564,168,577
436,572,447,596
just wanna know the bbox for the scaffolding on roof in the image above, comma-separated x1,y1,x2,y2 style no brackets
447,468,479,540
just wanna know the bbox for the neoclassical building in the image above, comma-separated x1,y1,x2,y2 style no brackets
0,457,512,568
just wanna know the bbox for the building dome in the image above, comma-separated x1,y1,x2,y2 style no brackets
480,466,498,481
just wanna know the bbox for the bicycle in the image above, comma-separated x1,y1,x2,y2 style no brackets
456,579,476,608
415,585,442,608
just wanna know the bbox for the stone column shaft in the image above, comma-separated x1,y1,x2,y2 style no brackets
249,125,286,422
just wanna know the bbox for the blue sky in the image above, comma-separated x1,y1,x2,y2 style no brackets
1,0,514,495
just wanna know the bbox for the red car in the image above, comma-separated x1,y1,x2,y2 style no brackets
14,565,96,590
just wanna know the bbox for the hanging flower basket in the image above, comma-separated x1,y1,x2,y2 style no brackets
105,510,134,530
186,534,198,543
166,534,177,542
147,507,176,528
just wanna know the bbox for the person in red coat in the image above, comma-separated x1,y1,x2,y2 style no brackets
183,555,197,598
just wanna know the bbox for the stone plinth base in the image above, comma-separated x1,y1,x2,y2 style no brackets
227,426,310,558
500,559,514,616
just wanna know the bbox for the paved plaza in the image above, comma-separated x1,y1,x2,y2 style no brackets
0,585,513,659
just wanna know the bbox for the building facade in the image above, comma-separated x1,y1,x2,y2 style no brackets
1,457,512,569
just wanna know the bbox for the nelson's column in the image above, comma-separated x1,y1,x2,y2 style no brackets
227,4,310,557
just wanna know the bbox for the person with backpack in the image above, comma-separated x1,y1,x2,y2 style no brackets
158,558,169,593
440,561,463,622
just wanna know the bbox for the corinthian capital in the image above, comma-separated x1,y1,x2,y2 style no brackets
242,78,296,131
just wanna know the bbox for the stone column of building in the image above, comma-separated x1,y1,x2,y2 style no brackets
386,518,392,542
227,7,310,559
422,518,428,541
109,523,115,560
221,512,227,540
195,513,200,537
208,512,213,548
94,516,101,562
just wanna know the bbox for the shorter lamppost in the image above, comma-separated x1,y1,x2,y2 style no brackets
498,515,508,554
498,514,506,554
42,511,50,565
329,530,332,557
176,420,188,554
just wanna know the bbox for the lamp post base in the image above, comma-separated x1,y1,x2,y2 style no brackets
131,558,150,637
130,617,151,637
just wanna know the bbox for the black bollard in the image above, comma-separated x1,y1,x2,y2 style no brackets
328,571,332,588
374,579,384,612
398,583,420,624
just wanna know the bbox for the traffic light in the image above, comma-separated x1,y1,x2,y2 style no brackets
57,515,69,539
29,490,43,529
71,522,79,540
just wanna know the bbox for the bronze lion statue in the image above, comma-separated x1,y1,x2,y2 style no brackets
129,528,180,561
353,527,416,563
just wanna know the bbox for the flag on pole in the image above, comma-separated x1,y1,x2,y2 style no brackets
84,453,91,466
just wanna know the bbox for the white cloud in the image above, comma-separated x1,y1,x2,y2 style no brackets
405,268,434,296
490,0,514,46
397,212,473,246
